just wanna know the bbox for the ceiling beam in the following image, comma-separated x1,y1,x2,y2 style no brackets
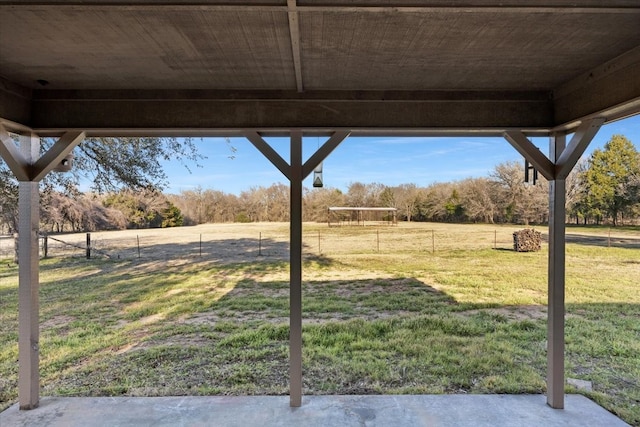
2,2,639,14
26,90,553,135
287,0,304,92
553,46,640,130
0,77,31,125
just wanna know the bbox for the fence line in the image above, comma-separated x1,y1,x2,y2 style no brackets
1,225,638,262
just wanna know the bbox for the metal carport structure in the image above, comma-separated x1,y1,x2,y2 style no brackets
1,0,639,412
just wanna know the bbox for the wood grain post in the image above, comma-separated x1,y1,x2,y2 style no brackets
547,133,566,409
18,133,40,409
289,131,303,407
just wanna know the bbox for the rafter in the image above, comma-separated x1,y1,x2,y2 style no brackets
287,0,304,92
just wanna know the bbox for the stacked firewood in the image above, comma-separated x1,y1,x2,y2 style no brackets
513,229,542,252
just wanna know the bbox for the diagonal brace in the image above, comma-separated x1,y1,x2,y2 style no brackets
245,131,292,181
503,130,555,181
555,118,604,179
31,131,85,181
302,131,350,179
0,123,30,181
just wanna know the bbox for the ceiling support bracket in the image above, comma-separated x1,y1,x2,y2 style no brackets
503,130,555,181
554,118,604,179
0,123,85,182
503,117,604,180
0,123,31,181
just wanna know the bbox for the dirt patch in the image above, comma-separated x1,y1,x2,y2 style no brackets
41,315,76,337
458,305,547,321
138,313,165,325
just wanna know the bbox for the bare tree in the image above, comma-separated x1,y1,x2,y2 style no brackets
395,184,422,222
458,178,498,223
491,161,547,224
304,187,346,222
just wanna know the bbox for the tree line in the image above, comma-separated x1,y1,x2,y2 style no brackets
171,135,639,226
1,134,638,233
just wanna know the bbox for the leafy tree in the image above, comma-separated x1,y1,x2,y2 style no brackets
46,136,201,193
161,202,184,228
0,167,18,233
235,212,252,223
444,189,464,221
103,189,174,229
0,136,201,231
579,135,640,226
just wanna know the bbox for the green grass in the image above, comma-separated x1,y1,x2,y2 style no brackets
0,223,639,425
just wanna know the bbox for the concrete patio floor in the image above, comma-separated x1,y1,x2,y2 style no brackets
0,394,629,427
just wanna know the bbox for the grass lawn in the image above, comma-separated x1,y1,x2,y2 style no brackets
0,222,639,425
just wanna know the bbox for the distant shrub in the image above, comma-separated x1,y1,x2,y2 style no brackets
235,212,252,223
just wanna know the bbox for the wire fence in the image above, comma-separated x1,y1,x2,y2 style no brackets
1,223,637,263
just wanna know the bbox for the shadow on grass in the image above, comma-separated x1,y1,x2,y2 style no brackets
32,235,330,270
1,242,638,425
541,233,640,249
68,236,295,263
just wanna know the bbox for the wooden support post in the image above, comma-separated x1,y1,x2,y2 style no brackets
17,133,40,410
2,127,86,411
547,133,566,409
244,129,349,408
289,130,303,407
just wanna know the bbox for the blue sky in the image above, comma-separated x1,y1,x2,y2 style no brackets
163,114,640,195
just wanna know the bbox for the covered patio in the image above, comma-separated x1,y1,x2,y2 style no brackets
1,0,639,423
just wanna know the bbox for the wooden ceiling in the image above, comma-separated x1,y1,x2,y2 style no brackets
1,1,639,135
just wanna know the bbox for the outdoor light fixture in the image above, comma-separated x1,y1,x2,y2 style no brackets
53,153,73,173
313,162,323,187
